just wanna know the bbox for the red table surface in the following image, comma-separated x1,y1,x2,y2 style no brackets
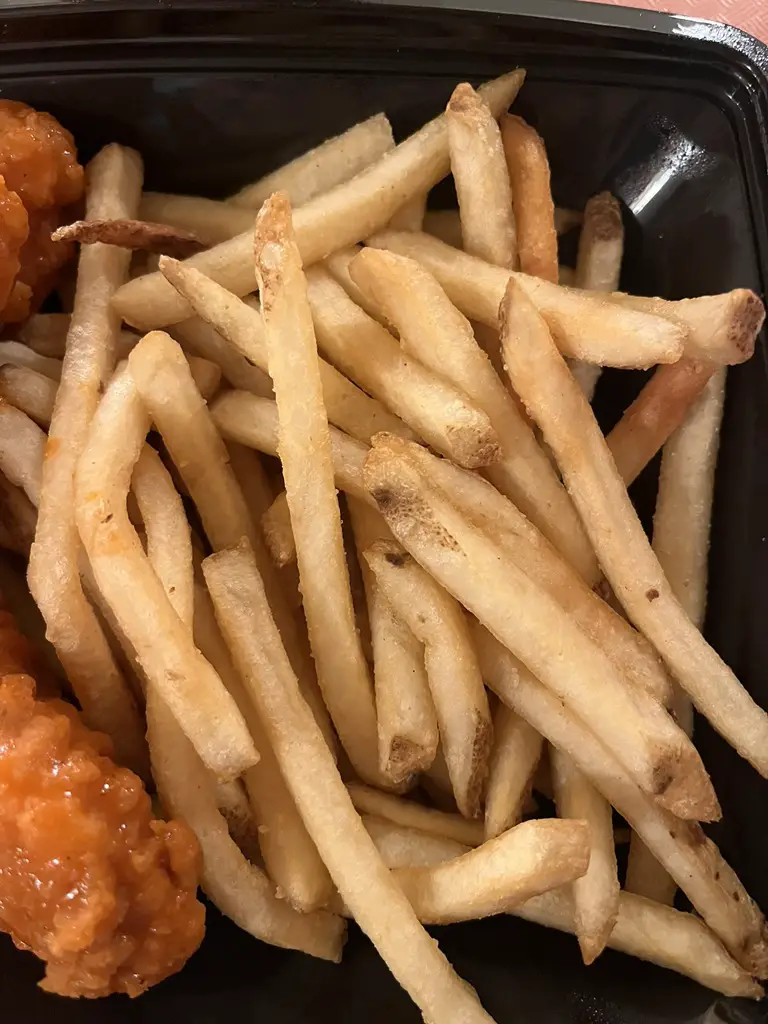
579,0,768,42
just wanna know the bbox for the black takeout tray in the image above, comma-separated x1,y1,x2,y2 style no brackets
2,0,768,1021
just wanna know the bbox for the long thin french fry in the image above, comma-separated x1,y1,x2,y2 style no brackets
363,436,718,822
349,783,484,847
365,540,492,818
113,72,525,330
254,193,380,785
500,114,557,282
203,541,497,1023
0,341,62,380
484,705,543,840
140,192,255,245
305,266,500,469
0,365,57,427
27,144,148,777
366,230,684,368
447,83,516,268
500,277,768,780
170,315,274,398
348,247,593,576
75,361,257,780
472,624,768,977
0,402,46,505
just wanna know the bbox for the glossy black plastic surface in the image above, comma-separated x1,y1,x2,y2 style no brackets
2,2,768,1021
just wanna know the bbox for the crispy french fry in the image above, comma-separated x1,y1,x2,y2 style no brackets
348,496,438,783
500,278,768,780
394,440,669,703
0,341,62,380
18,312,71,356
53,217,203,258
348,783,484,847
388,193,427,232
170,315,274,398
472,624,768,977
569,191,624,400
27,143,148,778
348,247,592,576
551,746,619,964
363,436,717,822
75,361,257,780
193,581,333,913
500,114,557,282
229,112,396,210
140,192,255,245
0,365,57,426
484,705,543,840
147,688,344,961
254,193,380,785
365,231,684,368
306,266,500,469
203,541,497,1023
112,72,525,329
447,83,516,268
262,491,295,567
365,540,492,818
0,402,46,505
159,256,411,442
606,359,717,486
389,819,590,925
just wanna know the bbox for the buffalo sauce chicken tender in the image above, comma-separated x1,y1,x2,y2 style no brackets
0,674,205,997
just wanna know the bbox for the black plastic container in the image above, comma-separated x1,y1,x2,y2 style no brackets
2,1,768,1021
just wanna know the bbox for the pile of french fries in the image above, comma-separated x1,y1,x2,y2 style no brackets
1,66,767,1020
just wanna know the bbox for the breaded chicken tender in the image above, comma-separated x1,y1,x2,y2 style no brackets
0,674,206,997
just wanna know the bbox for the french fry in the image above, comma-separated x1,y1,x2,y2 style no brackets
499,277,768,780
500,114,557,282
324,245,392,325
569,192,624,400
0,341,62,380
384,818,591,925
170,315,274,398
140,192,255,245
203,541,497,1024
472,624,768,977
348,783,484,847
262,491,296,567
18,312,71,356
447,83,516,268
0,365,57,427
159,256,411,442
228,112,396,210
388,193,427,232
306,266,500,469
254,193,380,785
0,402,46,505
625,837,678,907
75,362,257,780
364,539,492,818
551,746,619,964
606,359,717,486
423,206,580,252
225,440,275,524
484,705,543,840
348,247,593,576
53,217,203,259
365,231,685,368
363,436,718,822
193,581,334,913
112,71,526,329
146,688,345,961
27,143,148,778
362,814,469,867
211,391,371,504
0,473,37,556
395,441,670,703
348,496,439,783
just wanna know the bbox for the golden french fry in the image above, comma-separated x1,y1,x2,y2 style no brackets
112,72,526,329
203,541,497,1023
485,705,543,840
365,230,684,368
363,814,469,866
170,315,274,398
500,277,768,781
254,193,380,785
27,144,148,779
348,496,438,783
159,256,411,443
500,114,557,282
349,783,484,847
18,312,71,356
472,623,768,978
75,361,257,780
447,83,516,268
569,191,624,400
141,192,255,245
0,365,57,427
363,436,717,822
323,245,392,325
551,747,619,964
229,112,396,210
424,207,580,251
364,540,492,818
306,266,499,469
348,247,592,576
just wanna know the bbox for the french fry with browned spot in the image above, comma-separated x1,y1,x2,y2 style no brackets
500,114,557,282
364,539,492,818
500,276,768,782
53,218,203,258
